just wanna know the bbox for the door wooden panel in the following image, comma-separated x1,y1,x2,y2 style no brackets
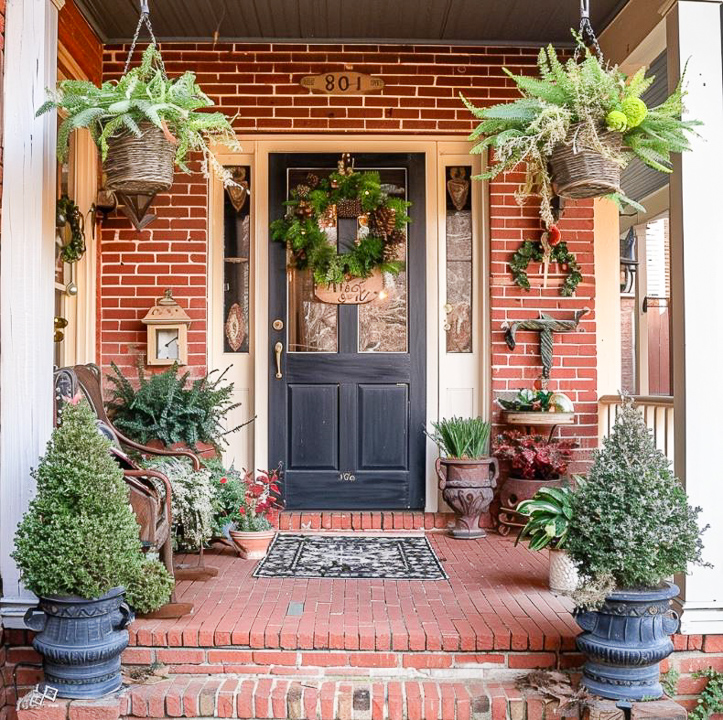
358,384,409,470
288,384,339,470
269,153,426,510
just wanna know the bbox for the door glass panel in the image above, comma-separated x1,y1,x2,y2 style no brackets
287,168,339,353
359,169,408,352
223,166,251,353
445,166,473,353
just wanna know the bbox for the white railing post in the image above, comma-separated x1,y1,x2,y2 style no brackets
0,0,61,626
667,0,723,634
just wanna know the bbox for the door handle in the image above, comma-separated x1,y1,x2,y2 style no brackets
274,341,283,379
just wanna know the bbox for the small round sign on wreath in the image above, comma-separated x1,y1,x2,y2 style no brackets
509,226,582,297
270,154,411,291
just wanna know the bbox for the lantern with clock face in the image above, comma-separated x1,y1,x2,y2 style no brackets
142,289,192,366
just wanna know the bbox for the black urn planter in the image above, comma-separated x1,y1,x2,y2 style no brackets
436,457,499,539
575,582,679,701
24,586,133,699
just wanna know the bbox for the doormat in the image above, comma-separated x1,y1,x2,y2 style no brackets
253,534,448,580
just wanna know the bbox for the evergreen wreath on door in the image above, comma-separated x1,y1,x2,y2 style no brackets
270,154,411,287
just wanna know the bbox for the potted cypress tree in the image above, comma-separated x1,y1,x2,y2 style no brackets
427,417,499,539
12,399,157,699
566,398,708,701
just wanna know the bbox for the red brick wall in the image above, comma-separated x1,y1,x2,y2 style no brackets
99,42,597,462
58,0,103,84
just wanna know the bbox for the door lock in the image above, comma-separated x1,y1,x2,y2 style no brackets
272,319,284,331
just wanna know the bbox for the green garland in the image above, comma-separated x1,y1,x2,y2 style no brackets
56,196,86,264
270,168,411,286
510,240,582,297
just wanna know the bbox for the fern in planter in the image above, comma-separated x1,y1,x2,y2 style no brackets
106,361,250,451
36,44,239,185
462,34,700,226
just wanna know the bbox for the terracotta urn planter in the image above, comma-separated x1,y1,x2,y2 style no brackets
496,476,563,536
229,529,276,559
435,457,499,539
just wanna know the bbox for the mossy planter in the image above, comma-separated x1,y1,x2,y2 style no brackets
575,582,680,701
24,586,133,699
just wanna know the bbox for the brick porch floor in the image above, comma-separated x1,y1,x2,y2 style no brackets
128,533,580,659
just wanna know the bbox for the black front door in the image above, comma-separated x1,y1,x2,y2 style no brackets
268,153,426,510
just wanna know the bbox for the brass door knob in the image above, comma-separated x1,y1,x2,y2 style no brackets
274,341,283,379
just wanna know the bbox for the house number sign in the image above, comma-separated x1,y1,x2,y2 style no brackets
300,72,385,95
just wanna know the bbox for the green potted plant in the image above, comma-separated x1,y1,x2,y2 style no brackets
566,398,708,701
12,399,166,698
426,417,498,539
36,44,239,197
227,467,283,559
106,361,252,457
493,431,577,535
497,388,575,426
516,484,578,594
462,35,700,227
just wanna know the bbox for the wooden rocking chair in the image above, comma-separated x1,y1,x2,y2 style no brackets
53,364,217,618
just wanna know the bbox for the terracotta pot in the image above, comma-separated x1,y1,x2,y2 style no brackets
229,529,276,559
435,457,499,539
496,475,563,536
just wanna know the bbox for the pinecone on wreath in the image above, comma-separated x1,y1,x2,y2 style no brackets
295,200,314,219
370,206,396,236
337,198,363,218
295,184,311,198
306,173,320,189
386,228,406,247
383,242,403,263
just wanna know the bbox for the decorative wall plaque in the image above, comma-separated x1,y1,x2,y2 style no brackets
300,72,385,95
314,270,384,305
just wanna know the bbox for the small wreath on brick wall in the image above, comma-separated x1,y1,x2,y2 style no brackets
270,154,411,287
510,235,582,297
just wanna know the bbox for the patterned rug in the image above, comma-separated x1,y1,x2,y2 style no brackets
253,534,448,580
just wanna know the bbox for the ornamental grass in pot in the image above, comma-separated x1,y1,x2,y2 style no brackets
36,44,239,196
227,467,283,559
12,399,172,699
516,484,579,595
566,399,708,701
426,417,498,539
462,33,700,227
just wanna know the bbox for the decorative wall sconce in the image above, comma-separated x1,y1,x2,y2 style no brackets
142,289,191,366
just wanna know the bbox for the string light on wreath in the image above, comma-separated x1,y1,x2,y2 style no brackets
509,225,582,297
270,154,411,287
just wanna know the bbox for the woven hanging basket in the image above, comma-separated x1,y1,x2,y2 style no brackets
104,123,176,195
550,123,623,199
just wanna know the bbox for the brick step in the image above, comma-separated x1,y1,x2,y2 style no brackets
120,648,584,677
17,676,503,720
279,511,493,533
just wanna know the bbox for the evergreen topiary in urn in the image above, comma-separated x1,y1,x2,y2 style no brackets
566,397,709,701
12,399,166,698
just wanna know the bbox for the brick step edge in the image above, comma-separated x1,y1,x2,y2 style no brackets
15,678,513,720
279,511,495,532
12,678,690,720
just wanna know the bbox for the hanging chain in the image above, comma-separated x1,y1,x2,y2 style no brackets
123,0,166,75
574,0,602,61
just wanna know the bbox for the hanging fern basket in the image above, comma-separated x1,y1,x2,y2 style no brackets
550,123,623,199
104,123,176,195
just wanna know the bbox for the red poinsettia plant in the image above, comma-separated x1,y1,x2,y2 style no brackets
234,466,284,532
493,431,577,480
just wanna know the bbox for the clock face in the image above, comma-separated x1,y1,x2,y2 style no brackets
156,328,180,360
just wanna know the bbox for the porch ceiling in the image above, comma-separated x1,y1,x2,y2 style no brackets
74,0,630,46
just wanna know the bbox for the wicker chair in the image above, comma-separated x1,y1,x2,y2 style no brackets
53,364,214,618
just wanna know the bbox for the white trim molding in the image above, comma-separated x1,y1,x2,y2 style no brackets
667,0,723,635
0,0,61,627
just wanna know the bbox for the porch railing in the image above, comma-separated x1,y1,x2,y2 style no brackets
598,395,675,465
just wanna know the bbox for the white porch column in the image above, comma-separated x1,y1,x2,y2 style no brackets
667,0,723,634
0,0,62,627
